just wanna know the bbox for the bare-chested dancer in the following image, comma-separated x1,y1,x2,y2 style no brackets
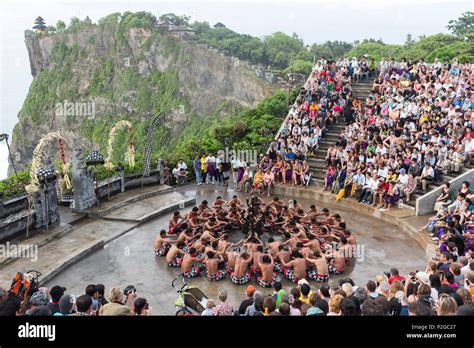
181,247,204,278
257,254,276,288
166,241,185,267
281,250,308,283
305,251,329,282
154,229,177,256
231,252,252,285
204,251,226,281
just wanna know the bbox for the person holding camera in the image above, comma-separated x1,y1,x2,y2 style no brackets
99,286,136,316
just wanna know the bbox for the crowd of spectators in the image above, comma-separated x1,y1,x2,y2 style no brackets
320,57,473,212
4,256,472,316
202,258,474,316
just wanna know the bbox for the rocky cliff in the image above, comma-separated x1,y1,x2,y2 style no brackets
9,18,276,174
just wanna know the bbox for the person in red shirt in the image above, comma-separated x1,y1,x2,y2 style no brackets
388,268,405,285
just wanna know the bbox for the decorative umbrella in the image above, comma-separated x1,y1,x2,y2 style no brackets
36,165,57,183
86,150,105,166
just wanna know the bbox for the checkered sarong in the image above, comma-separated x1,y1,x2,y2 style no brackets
155,244,170,257
274,262,287,273
183,265,203,278
257,274,278,288
207,270,227,282
167,256,182,267
231,273,251,285
316,273,329,282
307,268,317,280
284,269,299,283
328,264,344,275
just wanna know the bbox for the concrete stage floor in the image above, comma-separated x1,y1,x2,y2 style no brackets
45,183,426,315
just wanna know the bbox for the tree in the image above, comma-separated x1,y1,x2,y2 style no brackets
264,32,304,69
46,25,57,34
56,20,66,32
447,11,474,38
159,13,190,26
84,16,93,26
284,59,313,77
69,17,81,30
405,33,415,47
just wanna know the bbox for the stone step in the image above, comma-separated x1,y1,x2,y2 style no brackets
323,137,339,143
306,157,325,164
313,149,327,156
324,131,341,137
351,86,372,91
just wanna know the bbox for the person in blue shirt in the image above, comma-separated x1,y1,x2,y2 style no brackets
284,149,297,161
53,294,76,316
193,155,202,185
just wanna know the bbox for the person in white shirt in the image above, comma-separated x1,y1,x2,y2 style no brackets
231,158,239,184
396,168,409,198
415,163,435,192
352,169,366,196
375,144,387,156
178,161,187,171
173,164,187,185
464,134,474,163
377,165,389,178
238,166,253,193
358,172,378,204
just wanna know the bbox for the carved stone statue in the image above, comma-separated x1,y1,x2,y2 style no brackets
72,146,97,211
33,158,60,229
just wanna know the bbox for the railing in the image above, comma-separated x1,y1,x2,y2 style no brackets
415,169,474,216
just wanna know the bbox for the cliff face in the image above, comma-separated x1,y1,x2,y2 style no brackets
10,24,276,173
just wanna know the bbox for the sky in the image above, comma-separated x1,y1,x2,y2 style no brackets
0,0,472,178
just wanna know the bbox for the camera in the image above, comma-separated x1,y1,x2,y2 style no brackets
123,285,136,296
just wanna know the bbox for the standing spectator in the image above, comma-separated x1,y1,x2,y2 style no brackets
73,295,93,316
213,290,234,316
48,286,66,315
193,155,202,185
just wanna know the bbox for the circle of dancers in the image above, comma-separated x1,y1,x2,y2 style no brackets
154,195,357,288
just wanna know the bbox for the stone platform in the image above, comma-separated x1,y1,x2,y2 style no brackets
42,184,429,314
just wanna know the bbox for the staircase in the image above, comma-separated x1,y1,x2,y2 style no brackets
308,76,375,185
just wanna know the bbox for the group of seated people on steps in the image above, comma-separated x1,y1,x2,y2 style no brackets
320,57,473,211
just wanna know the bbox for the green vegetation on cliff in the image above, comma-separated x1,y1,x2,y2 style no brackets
346,33,474,62
17,10,291,175
345,12,474,63
168,89,289,164
0,171,30,200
